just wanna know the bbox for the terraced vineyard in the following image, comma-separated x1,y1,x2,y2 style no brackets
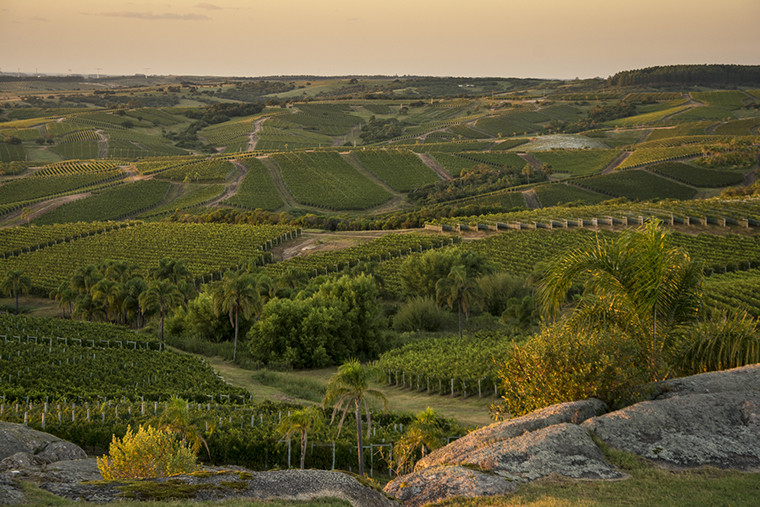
34,160,119,177
0,170,125,208
0,223,298,293
138,184,225,219
32,179,172,225
272,151,392,210
533,183,607,207
573,170,698,200
650,162,745,187
617,145,705,169
156,159,237,182
0,222,132,258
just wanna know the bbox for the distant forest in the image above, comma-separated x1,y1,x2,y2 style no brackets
608,64,760,87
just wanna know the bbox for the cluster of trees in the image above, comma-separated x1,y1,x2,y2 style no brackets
587,101,637,123
359,116,405,143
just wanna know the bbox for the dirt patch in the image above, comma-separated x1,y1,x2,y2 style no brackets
207,160,248,207
417,152,452,180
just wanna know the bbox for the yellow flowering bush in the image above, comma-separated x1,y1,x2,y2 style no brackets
97,425,200,479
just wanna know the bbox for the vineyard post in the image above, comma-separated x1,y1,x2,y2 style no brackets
23,412,27,426
451,378,454,397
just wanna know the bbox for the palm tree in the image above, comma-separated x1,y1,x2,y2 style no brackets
538,220,703,380
213,271,262,361
139,279,185,342
1,270,32,314
70,264,103,294
436,265,483,339
277,406,324,469
150,258,192,284
394,407,444,474
154,396,211,457
91,279,124,323
122,276,148,328
50,281,76,318
323,359,388,476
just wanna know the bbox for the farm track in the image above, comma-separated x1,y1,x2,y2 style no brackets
207,160,249,207
95,130,107,159
247,117,269,151
417,152,452,181
603,151,633,174
518,152,542,171
523,188,541,209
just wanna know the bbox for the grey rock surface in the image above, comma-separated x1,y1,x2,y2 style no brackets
0,421,85,463
415,398,607,471
461,423,625,482
583,391,760,470
384,465,516,507
0,475,25,505
657,364,760,399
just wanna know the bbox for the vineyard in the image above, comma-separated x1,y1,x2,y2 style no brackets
0,170,125,208
352,149,440,192
617,145,705,169
573,170,698,201
0,222,133,258
138,184,226,219
220,157,284,211
155,159,237,182
33,160,119,177
530,149,621,177
272,151,392,210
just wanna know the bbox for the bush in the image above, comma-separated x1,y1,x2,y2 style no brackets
491,324,650,419
671,311,760,375
393,296,450,332
97,425,199,479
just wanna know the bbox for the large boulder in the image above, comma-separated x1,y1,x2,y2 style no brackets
385,400,618,506
415,398,607,470
0,422,86,464
657,364,760,399
582,391,760,470
384,465,517,507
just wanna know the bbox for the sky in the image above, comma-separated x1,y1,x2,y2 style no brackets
1,0,759,80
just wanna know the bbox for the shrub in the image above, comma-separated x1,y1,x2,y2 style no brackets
393,296,450,332
671,311,760,375
97,425,200,479
490,324,650,419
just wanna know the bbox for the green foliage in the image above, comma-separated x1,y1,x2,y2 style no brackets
0,170,124,206
492,324,650,419
399,249,492,299
538,220,704,381
248,274,386,367
97,424,199,479
672,311,760,375
392,296,449,333
533,183,607,207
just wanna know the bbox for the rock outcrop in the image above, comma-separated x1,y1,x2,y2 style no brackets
0,421,86,464
384,364,760,506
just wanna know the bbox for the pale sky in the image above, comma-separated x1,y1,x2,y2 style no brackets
1,0,758,79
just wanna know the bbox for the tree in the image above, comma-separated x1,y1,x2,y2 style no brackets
537,220,703,380
50,281,76,318
323,359,388,476
277,406,324,469
150,258,192,284
521,164,532,183
393,407,444,474
213,271,262,361
1,270,32,314
436,265,483,339
154,396,211,457
71,264,103,294
139,279,185,342
91,279,124,323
